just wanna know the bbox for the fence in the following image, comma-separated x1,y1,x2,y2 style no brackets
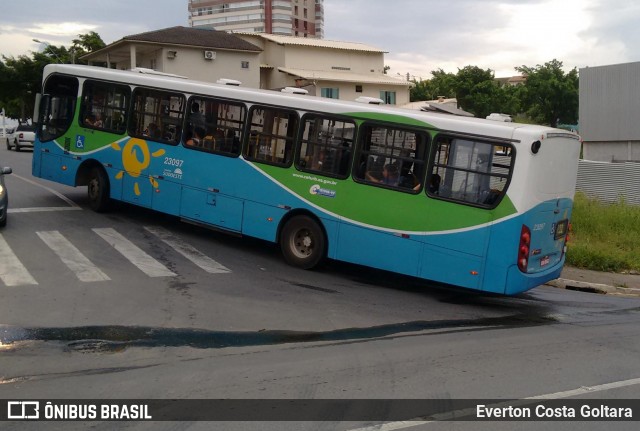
576,160,640,205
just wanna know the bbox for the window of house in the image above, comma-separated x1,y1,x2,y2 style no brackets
321,88,339,99
428,136,514,207
130,88,185,145
184,96,246,156
354,123,428,193
355,85,363,93
244,106,298,166
241,61,250,69
296,115,355,178
380,91,396,105
80,80,130,134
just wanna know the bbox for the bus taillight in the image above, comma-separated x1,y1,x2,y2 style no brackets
518,225,531,272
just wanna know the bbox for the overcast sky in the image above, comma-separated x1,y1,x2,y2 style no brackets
1,0,639,79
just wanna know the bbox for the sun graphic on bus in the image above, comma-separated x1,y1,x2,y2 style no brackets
111,138,165,196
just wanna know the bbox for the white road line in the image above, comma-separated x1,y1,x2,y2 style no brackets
93,228,176,277
36,231,110,282
9,207,83,214
11,173,80,208
347,377,640,431
144,226,231,274
0,234,38,286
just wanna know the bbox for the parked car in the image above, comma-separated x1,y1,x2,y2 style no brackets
1,125,16,150
0,165,12,227
8,124,35,151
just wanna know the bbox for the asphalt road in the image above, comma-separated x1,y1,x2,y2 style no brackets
1,147,639,431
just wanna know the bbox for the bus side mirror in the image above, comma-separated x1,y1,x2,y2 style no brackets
33,93,42,127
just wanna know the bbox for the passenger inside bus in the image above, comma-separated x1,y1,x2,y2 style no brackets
189,102,206,130
364,156,385,182
186,127,205,147
428,173,441,195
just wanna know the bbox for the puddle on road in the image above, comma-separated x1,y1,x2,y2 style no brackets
0,313,556,353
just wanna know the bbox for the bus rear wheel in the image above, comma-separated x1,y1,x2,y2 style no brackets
280,215,326,269
87,166,111,212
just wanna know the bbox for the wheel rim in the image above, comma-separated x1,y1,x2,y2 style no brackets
290,228,314,259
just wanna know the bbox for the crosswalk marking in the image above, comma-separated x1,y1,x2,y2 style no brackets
0,234,38,286
92,228,177,278
1,226,232,287
144,226,231,274
36,231,110,282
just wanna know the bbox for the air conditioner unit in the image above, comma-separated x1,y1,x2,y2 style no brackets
204,50,216,60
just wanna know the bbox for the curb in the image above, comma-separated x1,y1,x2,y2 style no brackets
546,278,640,297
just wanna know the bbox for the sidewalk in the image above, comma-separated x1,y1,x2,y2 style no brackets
546,266,640,296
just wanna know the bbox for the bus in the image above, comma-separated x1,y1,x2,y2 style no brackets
33,64,581,295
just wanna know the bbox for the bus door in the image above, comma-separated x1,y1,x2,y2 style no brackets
35,75,80,185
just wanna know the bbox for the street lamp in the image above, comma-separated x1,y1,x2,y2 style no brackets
33,38,63,63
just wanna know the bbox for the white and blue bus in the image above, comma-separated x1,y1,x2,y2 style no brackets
33,64,581,295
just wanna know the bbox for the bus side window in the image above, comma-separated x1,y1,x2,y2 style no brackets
130,88,184,145
244,106,297,166
183,97,245,156
80,80,130,135
354,123,427,193
428,136,514,208
296,115,355,178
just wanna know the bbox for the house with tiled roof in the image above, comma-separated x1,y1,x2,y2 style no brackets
236,33,411,105
81,26,411,104
81,26,263,87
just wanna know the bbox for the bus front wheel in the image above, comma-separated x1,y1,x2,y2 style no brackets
280,216,326,269
87,167,111,212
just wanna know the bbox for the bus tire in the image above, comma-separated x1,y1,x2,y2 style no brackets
280,215,326,269
87,166,111,212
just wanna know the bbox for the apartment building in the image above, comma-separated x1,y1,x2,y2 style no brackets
189,0,324,38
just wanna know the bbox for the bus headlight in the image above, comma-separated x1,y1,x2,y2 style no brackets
0,184,4,197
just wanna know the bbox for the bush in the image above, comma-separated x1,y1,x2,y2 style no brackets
566,193,640,272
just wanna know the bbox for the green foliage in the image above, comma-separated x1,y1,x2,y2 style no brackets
566,193,640,272
409,58,577,124
516,59,578,127
410,68,457,101
0,32,105,122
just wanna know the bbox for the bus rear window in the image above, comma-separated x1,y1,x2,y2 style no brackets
429,136,514,208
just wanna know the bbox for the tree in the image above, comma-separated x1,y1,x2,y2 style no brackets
0,32,106,121
454,66,501,118
71,31,106,64
410,69,457,102
515,59,578,127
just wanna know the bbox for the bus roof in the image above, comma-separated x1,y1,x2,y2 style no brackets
42,64,572,143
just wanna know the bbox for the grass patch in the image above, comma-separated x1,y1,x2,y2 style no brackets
566,193,640,272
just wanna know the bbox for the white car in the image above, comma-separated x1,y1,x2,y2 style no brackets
7,124,35,151
1,125,16,150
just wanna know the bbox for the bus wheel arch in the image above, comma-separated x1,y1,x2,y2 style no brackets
77,160,111,212
278,211,328,270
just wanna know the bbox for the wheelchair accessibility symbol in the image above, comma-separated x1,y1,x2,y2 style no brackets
76,135,85,149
